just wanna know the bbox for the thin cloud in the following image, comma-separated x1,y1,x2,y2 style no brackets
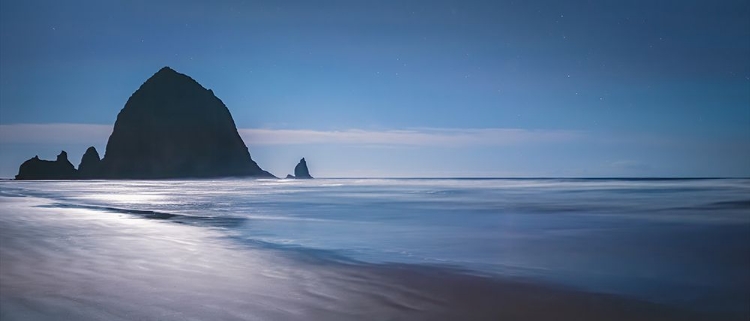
0,123,583,146
238,128,583,146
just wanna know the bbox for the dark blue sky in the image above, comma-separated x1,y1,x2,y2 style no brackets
1,0,748,177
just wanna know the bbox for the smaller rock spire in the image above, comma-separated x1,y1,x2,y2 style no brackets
294,158,313,179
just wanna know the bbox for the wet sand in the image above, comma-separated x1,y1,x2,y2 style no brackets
0,195,736,321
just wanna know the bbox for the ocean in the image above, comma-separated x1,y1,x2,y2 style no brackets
1,178,748,319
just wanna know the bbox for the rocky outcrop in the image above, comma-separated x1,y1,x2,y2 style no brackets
293,158,313,179
15,151,77,180
78,146,102,179
285,174,295,179
98,66,274,179
14,67,277,180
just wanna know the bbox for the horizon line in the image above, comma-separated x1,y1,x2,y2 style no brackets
2,176,747,181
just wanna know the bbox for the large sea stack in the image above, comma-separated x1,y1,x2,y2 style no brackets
14,66,274,180
99,67,273,179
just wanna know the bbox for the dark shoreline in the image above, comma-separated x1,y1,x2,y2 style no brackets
264,245,736,321
332,263,730,321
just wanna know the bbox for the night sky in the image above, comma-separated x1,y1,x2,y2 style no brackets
1,0,748,177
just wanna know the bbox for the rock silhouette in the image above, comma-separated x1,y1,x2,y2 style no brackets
14,67,275,180
286,174,295,179
98,67,274,179
77,146,102,179
293,158,313,179
15,151,77,180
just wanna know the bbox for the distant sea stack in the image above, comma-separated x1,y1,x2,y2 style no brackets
15,66,275,180
292,158,313,179
15,151,77,180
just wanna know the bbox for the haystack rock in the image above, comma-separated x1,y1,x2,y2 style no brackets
98,66,274,179
77,146,102,179
293,158,313,179
15,151,77,180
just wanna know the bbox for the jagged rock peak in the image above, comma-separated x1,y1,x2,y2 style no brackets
15,150,77,180
294,158,313,179
56,151,69,162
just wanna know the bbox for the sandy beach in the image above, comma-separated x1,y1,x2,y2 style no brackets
1,194,735,321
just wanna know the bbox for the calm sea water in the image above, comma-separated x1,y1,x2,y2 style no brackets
1,178,748,313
